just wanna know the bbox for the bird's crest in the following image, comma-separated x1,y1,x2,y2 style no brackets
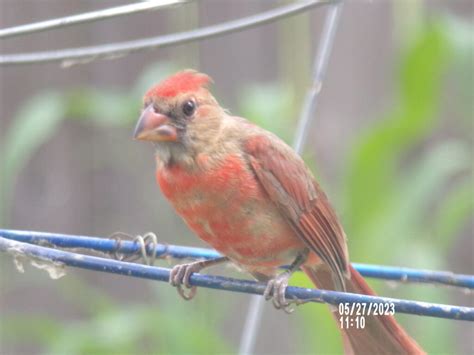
145,70,212,99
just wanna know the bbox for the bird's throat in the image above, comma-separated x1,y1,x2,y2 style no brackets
154,141,196,170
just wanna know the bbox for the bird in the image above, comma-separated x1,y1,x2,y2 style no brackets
133,70,425,354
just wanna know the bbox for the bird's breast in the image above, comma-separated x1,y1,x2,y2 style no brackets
156,154,304,270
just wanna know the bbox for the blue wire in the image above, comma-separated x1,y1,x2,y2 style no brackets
0,233,473,321
1,229,472,289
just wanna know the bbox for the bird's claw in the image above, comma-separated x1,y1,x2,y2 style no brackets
176,284,197,300
169,262,203,300
263,272,296,314
169,257,229,301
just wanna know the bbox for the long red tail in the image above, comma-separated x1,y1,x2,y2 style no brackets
302,264,425,354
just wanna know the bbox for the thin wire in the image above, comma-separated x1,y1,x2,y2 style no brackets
2,229,471,288
0,0,188,39
293,2,342,154
1,236,472,321
240,4,344,354
0,0,335,66
238,295,266,355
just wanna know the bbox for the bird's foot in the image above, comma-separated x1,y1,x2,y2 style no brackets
169,261,202,300
263,271,297,314
169,257,229,301
263,251,308,313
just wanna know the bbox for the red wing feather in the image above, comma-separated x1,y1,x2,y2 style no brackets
244,133,349,290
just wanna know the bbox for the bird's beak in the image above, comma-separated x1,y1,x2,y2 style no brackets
133,105,177,142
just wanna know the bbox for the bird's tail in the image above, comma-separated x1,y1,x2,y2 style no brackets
302,264,425,355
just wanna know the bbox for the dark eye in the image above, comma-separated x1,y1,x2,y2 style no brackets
182,100,196,117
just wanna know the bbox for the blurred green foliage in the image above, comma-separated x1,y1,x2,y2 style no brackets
1,14,472,355
242,19,473,354
1,61,236,354
0,273,230,354
0,62,177,225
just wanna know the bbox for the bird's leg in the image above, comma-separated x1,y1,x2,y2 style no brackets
263,250,309,313
170,256,230,300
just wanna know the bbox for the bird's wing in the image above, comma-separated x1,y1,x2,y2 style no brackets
244,133,349,290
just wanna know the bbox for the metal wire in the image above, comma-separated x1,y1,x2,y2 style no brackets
293,2,342,154
238,293,266,355
240,4,343,352
0,0,336,66
2,229,471,288
1,3,470,354
0,235,472,321
0,0,188,39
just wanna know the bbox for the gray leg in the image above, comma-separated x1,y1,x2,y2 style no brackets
263,250,309,312
169,257,230,300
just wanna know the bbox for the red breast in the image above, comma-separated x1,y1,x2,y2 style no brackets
156,154,306,272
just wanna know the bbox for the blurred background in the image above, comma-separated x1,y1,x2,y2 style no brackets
0,0,472,354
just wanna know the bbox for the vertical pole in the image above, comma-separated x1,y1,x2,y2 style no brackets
238,3,343,354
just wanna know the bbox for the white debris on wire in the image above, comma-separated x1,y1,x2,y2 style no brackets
7,245,66,279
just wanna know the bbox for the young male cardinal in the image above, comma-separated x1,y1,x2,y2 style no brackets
134,70,424,354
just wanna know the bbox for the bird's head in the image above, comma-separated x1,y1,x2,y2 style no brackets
134,70,226,165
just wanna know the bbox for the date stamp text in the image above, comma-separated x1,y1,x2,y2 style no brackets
338,302,395,329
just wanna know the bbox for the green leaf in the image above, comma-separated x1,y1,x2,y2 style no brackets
45,292,231,354
0,315,62,346
343,23,451,236
355,140,471,263
434,176,473,248
66,89,137,127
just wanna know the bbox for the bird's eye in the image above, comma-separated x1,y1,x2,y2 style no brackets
182,100,196,117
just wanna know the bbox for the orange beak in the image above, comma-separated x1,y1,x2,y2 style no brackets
133,105,178,142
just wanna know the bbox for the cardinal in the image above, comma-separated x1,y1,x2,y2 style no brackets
133,70,424,354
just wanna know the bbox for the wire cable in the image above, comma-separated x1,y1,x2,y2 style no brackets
0,235,472,321
0,0,188,39
1,229,472,289
0,0,336,66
